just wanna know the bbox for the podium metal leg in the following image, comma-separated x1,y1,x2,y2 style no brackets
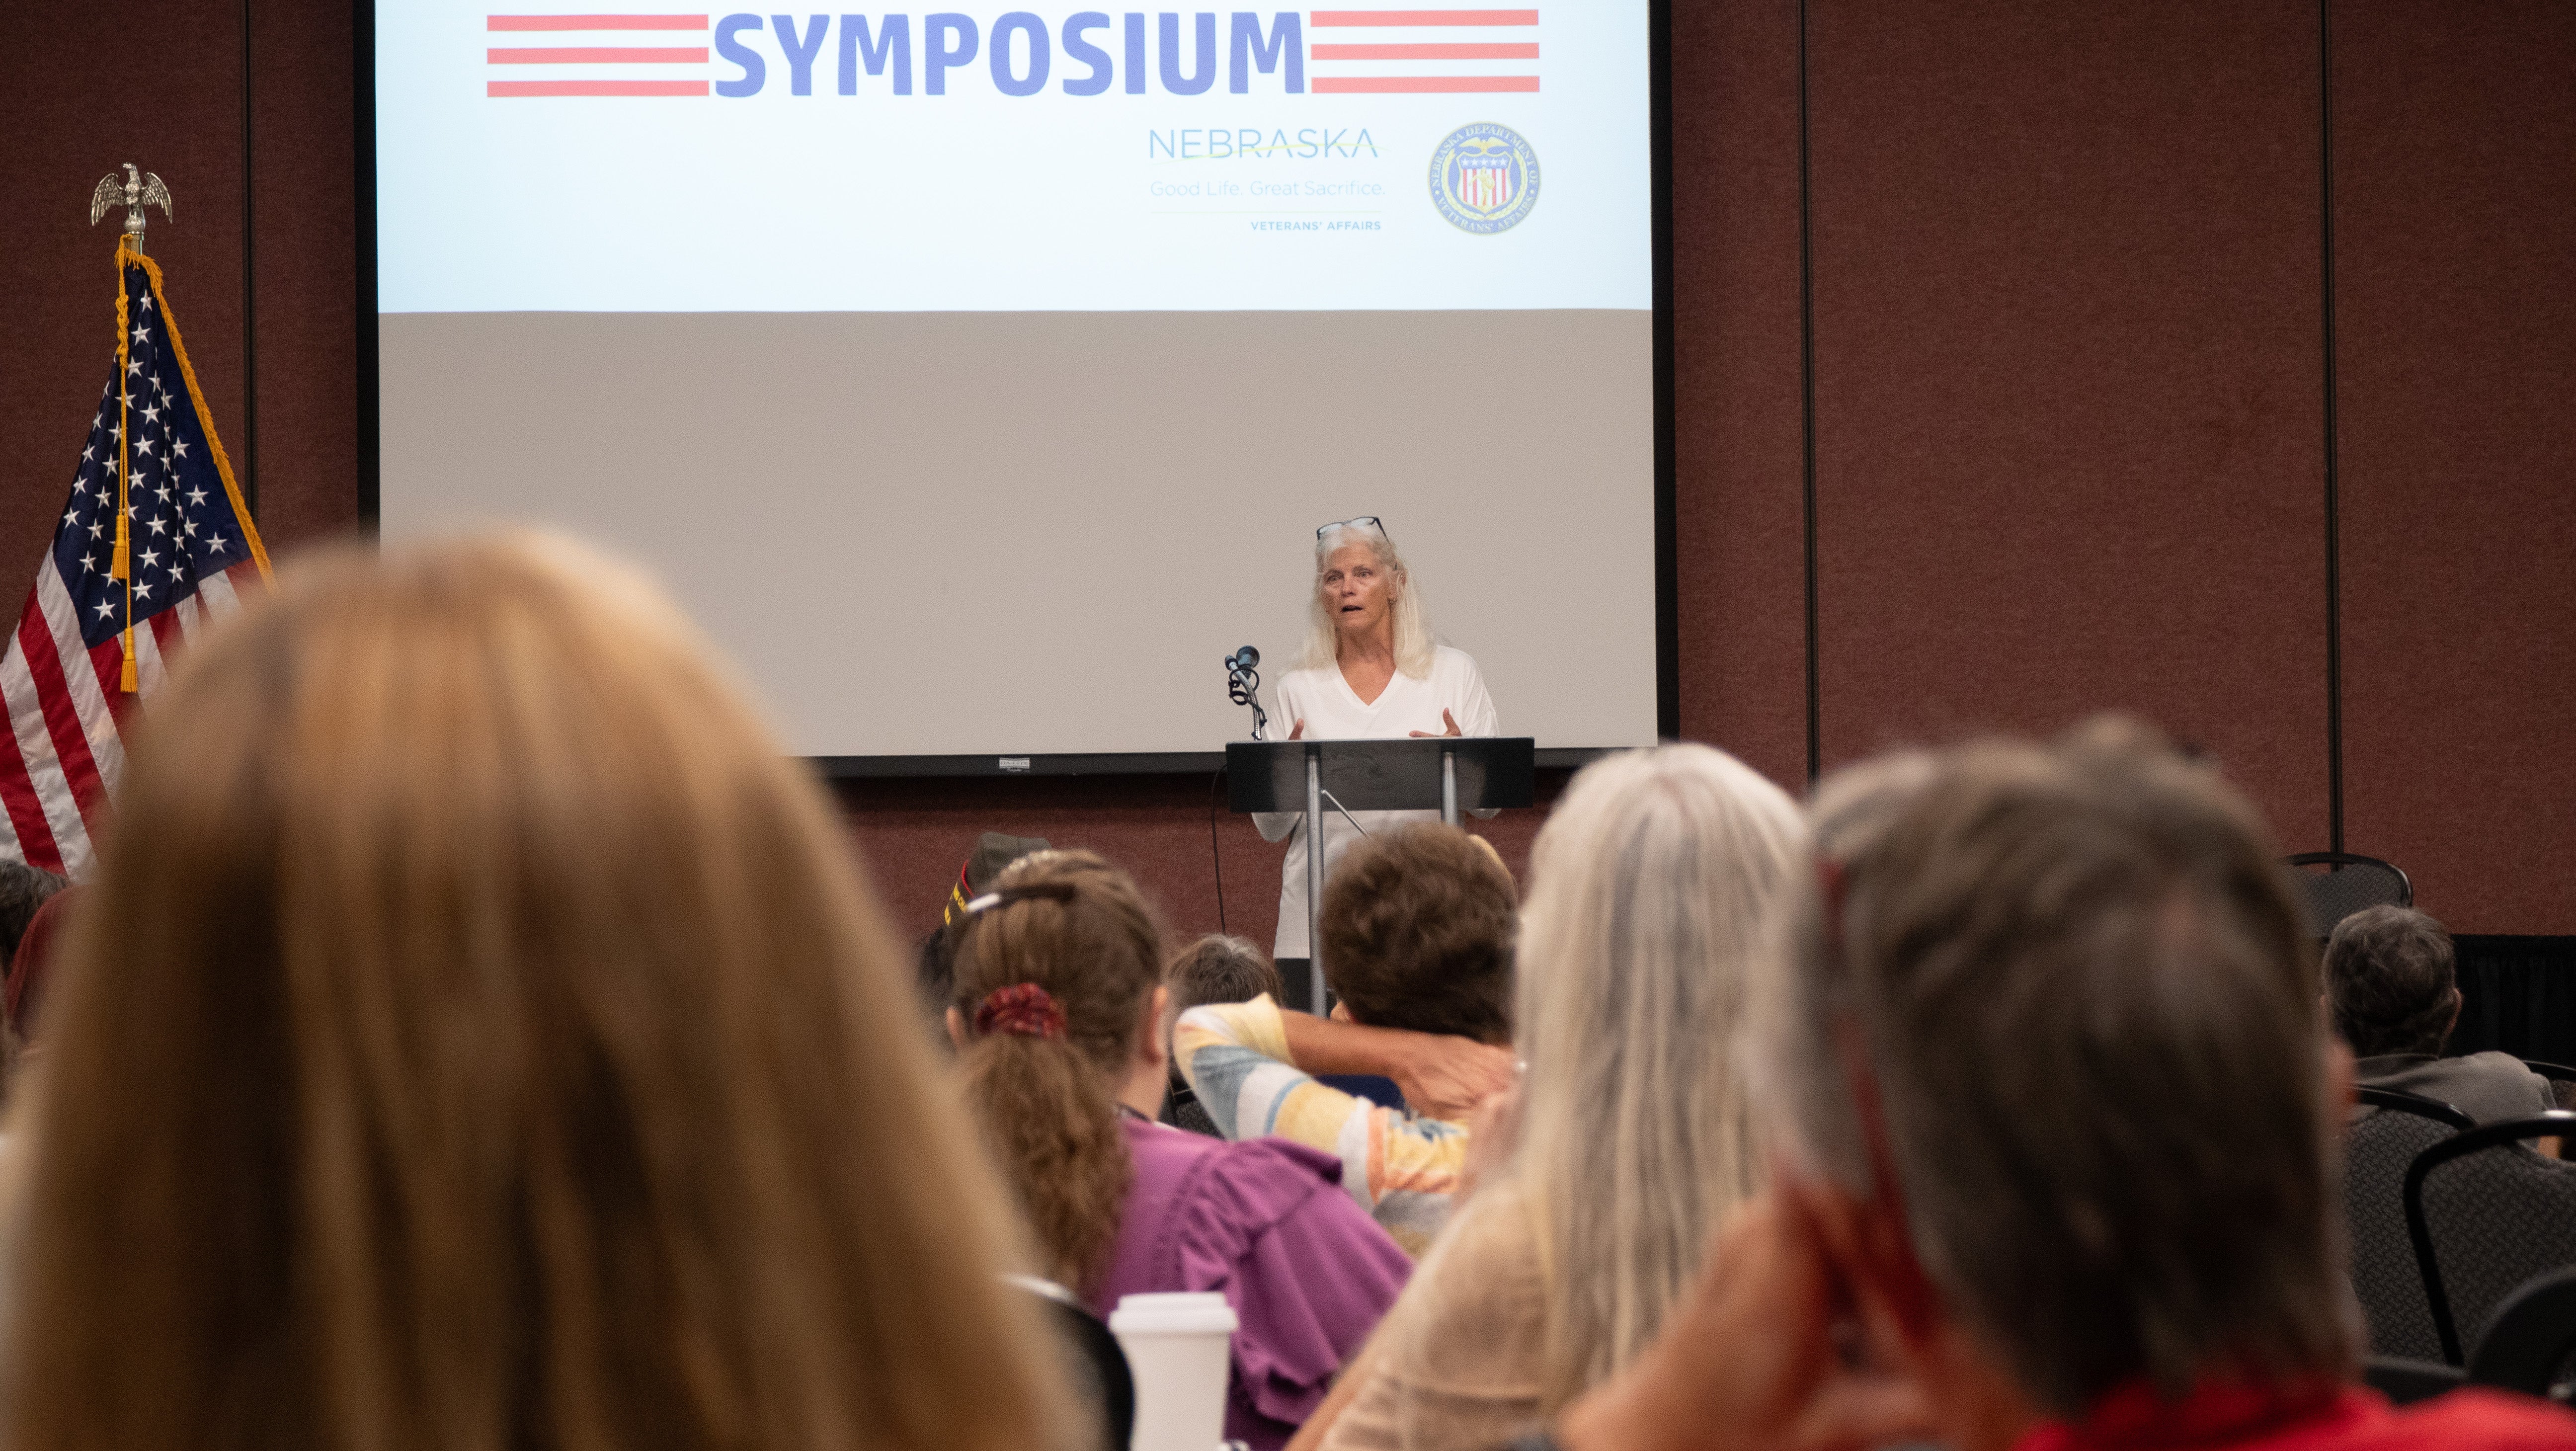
1305,750,1326,1017
1441,746,1459,827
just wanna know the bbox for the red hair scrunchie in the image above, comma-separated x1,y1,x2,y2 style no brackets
974,982,1068,1041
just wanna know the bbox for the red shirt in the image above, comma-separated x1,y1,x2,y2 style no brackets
2018,1382,2576,1451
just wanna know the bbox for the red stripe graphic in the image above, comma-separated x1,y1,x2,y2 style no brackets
1311,41,1536,58
1312,75,1539,91
488,79,711,95
488,13,709,28
1309,10,1538,25
489,45,708,61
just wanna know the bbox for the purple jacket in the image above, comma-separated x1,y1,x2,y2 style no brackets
1089,1117,1413,1450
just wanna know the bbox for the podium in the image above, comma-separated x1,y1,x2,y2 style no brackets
1227,737,1535,1015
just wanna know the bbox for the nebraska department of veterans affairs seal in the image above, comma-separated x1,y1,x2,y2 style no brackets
1429,122,1539,234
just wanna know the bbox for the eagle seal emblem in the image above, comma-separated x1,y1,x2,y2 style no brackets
1429,122,1539,235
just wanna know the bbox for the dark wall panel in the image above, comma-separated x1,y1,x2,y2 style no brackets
1804,0,2334,849
248,0,364,546
1670,0,1810,791
2334,0,2576,932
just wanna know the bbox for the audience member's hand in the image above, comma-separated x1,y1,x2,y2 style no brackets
1289,718,1306,740
1456,1083,1523,1202
1393,1033,1516,1123
1554,1191,1932,1451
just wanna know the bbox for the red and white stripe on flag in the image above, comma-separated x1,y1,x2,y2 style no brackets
0,561,248,877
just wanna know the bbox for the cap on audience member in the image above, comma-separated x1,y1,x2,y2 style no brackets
948,831,1052,924
1551,719,2576,1451
2325,904,2557,1126
0,534,1064,1451
1318,822,1516,1044
5,884,83,1042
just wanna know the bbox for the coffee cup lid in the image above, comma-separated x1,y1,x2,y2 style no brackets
1109,1291,1239,1336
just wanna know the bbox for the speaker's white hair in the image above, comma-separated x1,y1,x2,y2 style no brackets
1298,523,1436,679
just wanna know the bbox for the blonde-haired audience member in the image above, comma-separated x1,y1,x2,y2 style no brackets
949,852,1411,1451
1,535,1065,1451
1305,744,1804,1451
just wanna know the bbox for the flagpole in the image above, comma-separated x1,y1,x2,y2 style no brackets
91,163,170,694
113,237,135,693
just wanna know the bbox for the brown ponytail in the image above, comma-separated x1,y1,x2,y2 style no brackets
951,852,1166,1292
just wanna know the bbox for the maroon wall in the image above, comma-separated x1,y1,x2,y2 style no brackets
2333,0,2576,932
1804,0,2334,849
1,0,2569,935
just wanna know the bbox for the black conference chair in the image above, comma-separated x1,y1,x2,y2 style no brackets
2363,1354,2468,1406
2345,1087,2474,1361
1007,1275,1135,1451
2403,1112,2576,1365
2525,1061,2576,1114
2283,853,2412,937
2468,1266,2576,1402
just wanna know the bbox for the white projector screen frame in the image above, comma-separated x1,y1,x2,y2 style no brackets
356,1,1677,773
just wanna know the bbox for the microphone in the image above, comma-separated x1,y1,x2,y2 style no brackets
1223,645,1270,740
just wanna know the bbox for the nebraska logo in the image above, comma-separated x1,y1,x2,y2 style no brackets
483,9,1541,97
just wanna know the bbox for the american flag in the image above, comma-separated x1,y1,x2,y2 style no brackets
0,250,270,876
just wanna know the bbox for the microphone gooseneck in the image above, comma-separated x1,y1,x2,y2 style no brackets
1223,646,1270,740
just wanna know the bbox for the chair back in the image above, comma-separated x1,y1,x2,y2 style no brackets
2345,1089,2472,1360
2362,1354,2467,1406
2283,853,2412,937
2403,1112,2576,1364
1007,1275,1136,1451
2525,1061,2576,1113
2467,1266,2576,1399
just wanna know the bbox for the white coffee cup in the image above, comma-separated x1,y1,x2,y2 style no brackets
1108,1291,1239,1451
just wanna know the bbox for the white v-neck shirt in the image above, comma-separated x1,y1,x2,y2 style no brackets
1260,645,1500,958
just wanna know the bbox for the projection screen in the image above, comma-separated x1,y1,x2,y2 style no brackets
372,1,1665,763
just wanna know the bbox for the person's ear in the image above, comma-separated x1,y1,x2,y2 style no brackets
1137,985,1170,1071
1330,1000,1352,1023
944,1005,967,1051
2445,987,2464,1043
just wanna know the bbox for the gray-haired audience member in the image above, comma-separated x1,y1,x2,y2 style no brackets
2326,904,2558,1125
1530,720,2576,1451
1161,934,1284,1136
